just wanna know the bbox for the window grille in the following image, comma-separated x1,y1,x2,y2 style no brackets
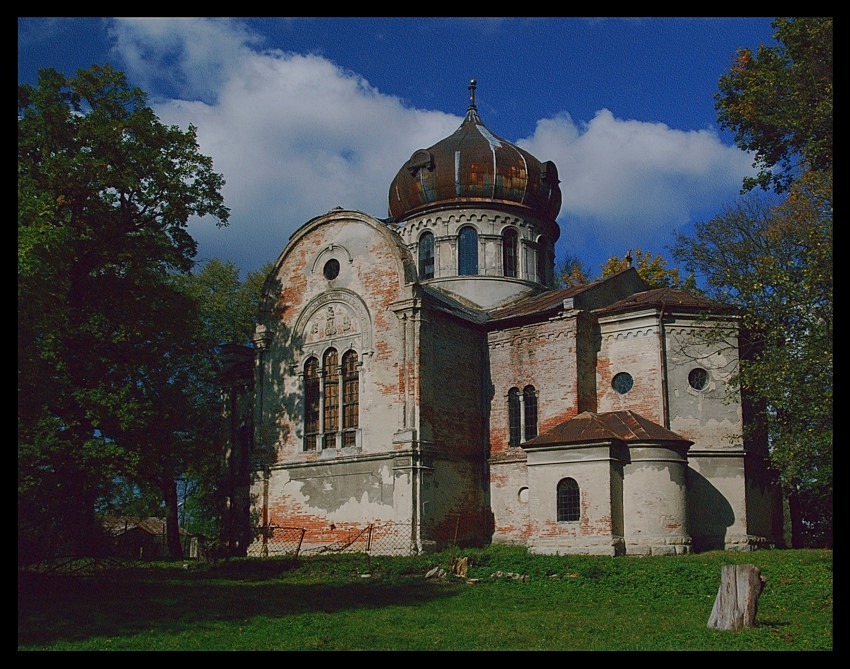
323,349,339,449
557,478,580,522
342,350,359,447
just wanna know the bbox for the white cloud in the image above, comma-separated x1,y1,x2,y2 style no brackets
519,109,754,235
107,18,756,276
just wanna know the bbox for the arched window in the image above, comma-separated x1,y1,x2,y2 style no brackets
418,231,435,280
322,348,339,449
536,236,549,286
342,350,359,447
508,387,521,446
502,228,518,278
303,357,320,451
523,385,538,440
458,226,479,276
557,478,580,522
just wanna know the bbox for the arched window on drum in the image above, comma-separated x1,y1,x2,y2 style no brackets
418,231,435,280
458,226,479,276
502,228,518,278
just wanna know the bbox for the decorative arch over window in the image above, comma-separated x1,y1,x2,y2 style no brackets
502,228,518,278
342,350,359,447
303,357,320,451
418,231,435,280
523,385,538,440
458,226,479,276
508,387,521,446
557,478,580,522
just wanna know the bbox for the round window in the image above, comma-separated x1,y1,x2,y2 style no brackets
688,367,709,391
323,258,340,280
612,372,633,395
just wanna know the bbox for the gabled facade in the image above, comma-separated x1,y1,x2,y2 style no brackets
247,82,783,556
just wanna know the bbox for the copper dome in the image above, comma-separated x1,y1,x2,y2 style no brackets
388,80,562,223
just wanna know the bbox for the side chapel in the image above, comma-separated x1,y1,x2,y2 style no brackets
245,81,783,556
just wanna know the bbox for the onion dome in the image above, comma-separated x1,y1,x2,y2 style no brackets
388,80,562,222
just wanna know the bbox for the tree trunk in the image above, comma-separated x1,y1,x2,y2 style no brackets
707,564,766,630
163,478,183,560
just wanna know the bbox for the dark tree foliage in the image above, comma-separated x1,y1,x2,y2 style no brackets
715,17,832,193
18,65,229,563
702,17,833,547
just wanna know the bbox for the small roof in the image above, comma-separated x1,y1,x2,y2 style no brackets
522,410,692,448
596,286,734,316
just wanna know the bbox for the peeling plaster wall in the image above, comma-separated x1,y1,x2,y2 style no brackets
597,312,665,422
664,318,743,450
252,211,420,551
525,445,623,556
489,459,531,545
621,445,691,555
417,308,490,547
487,316,582,457
249,207,781,556
687,453,750,551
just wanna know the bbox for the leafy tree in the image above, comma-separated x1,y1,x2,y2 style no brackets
173,259,271,551
672,169,832,546
599,248,699,292
673,16,833,547
18,64,229,562
715,17,833,193
555,253,592,288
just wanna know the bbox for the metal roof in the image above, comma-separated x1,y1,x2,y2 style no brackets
388,80,561,225
522,410,693,448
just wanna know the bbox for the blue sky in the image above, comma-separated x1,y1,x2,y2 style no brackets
18,17,779,279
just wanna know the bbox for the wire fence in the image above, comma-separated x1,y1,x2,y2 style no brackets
247,521,420,558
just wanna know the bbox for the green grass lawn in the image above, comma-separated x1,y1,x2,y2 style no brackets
17,545,832,651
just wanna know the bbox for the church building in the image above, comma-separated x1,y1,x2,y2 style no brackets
248,81,783,556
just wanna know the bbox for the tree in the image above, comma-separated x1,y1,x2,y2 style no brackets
715,17,832,193
599,248,699,292
173,259,271,552
672,169,832,546
675,16,833,547
18,64,229,562
555,253,591,288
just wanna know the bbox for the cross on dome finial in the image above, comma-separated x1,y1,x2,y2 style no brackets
464,79,481,123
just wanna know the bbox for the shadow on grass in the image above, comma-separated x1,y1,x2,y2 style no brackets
18,559,462,647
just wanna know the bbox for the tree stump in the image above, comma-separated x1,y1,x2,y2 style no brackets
707,564,766,630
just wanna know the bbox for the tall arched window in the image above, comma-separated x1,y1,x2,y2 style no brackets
557,478,580,522
523,385,538,441
322,348,339,449
536,236,549,286
303,357,320,451
418,231,435,280
342,350,359,447
502,228,518,278
458,226,478,276
508,387,521,446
